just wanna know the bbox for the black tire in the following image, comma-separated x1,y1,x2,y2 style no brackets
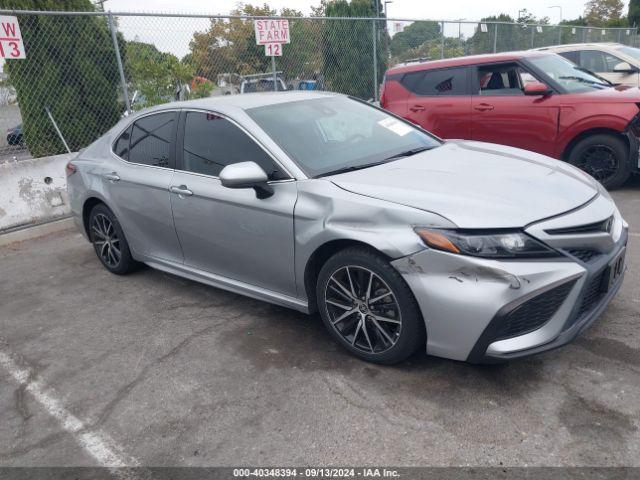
316,247,425,365
88,204,138,275
567,134,632,190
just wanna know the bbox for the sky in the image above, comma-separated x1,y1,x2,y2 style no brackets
99,0,631,58
0,0,633,70
102,0,630,23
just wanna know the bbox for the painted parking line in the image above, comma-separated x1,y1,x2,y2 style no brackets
0,349,142,475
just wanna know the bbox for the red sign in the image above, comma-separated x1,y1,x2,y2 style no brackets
0,16,26,59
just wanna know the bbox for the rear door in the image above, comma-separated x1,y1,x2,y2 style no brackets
401,66,472,139
108,111,182,263
470,61,559,157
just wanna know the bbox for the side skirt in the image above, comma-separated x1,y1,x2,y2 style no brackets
137,253,310,314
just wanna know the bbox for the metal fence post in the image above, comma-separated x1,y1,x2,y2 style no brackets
531,25,535,48
372,19,378,102
557,25,562,45
271,55,277,91
440,20,445,59
108,11,131,113
493,23,497,53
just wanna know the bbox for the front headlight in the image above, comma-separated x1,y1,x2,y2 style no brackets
414,228,559,259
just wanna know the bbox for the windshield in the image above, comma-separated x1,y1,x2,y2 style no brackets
528,54,611,92
617,46,640,62
246,96,441,177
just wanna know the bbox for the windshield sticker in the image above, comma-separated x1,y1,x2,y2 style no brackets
378,117,413,136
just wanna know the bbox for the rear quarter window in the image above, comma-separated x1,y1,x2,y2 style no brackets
400,67,469,96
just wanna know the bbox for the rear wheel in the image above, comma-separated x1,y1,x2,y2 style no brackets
316,247,425,365
567,134,631,190
88,204,138,275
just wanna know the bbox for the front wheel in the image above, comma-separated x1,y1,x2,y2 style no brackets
567,134,632,190
316,247,425,365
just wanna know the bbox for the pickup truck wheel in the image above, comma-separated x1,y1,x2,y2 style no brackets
567,134,632,190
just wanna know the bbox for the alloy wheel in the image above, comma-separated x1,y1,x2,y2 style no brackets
577,144,618,182
324,266,402,354
91,213,121,268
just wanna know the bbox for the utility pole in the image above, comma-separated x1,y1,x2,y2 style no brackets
549,5,563,45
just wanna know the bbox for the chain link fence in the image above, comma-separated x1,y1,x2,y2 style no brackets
0,9,637,161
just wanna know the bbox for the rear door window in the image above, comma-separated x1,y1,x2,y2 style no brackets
400,67,469,96
113,126,132,160
128,112,176,168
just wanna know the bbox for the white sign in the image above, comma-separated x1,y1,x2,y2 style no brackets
480,23,488,33
265,43,283,56
254,19,290,45
0,16,26,59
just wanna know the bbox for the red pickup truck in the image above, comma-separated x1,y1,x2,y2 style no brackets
380,51,640,188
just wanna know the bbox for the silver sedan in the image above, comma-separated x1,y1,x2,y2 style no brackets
66,92,628,364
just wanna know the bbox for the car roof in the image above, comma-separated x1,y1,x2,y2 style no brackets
386,50,554,75
532,42,624,52
134,91,340,119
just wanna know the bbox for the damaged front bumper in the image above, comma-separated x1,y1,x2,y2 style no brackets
391,228,627,363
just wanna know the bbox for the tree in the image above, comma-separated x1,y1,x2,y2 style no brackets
188,4,276,82
584,0,624,26
125,41,196,109
389,21,441,57
322,0,387,99
630,0,640,27
0,0,122,156
187,4,322,90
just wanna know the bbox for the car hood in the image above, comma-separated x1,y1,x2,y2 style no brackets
576,83,640,103
328,140,599,228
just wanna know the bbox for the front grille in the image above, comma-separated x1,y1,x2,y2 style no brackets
566,249,601,263
545,216,613,235
576,269,608,320
495,280,576,341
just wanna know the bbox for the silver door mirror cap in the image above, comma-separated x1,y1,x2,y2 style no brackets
220,161,273,198
613,61,637,73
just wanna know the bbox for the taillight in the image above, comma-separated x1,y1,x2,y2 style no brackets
65,162,77,177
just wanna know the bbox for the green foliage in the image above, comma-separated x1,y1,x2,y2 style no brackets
322,0,387,99
0,0,121,156
584,0,625,26
189,4,276,81
125,41,194,109
630,0,640,27
389,21,441,57
187,4,323,89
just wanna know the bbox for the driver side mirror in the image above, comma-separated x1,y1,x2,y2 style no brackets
613,61,637,73
524,82,552,96
219,161,274,199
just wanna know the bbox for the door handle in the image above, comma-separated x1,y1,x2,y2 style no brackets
170,185,193,197
104,172,120,182
474,103,494,112
409,105,426,112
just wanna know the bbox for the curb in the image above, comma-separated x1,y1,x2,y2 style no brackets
0,217,75,247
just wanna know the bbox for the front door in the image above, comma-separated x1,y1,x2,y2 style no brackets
579,49,639,86
170,110,297,297
471,62,560,157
